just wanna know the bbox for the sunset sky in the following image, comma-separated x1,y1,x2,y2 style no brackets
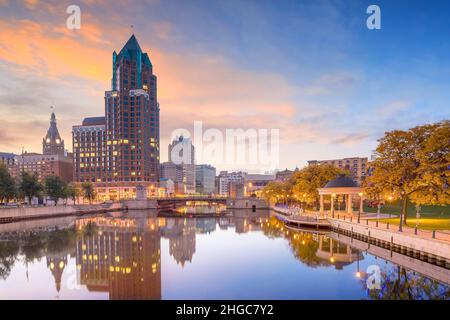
0,0,449,172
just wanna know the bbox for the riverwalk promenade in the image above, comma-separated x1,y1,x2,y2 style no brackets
272,206,450,265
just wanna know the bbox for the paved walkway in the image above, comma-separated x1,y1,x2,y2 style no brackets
272,207,450,243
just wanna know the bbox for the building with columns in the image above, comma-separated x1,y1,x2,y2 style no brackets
317,175,364,217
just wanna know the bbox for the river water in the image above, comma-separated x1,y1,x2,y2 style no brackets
0,209,448,300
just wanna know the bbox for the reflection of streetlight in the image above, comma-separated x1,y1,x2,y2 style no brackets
355,249,360,278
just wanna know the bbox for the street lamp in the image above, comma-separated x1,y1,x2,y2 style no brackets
358,192,363,224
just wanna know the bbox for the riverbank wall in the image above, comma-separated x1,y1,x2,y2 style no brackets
0,202,123,224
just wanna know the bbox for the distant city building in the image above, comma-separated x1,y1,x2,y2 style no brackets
195,164,216,194
160,161,184,194
308,157,368,185
158,178,175,197
218,171,247,196
72,117,107,184
43,112,65,156
244,173,276,196
166,136,196,194
168,136,195,165
15,152,73,183
6,112,73,183
73,35,160,200
275,168,297,182
228,181,245,198
0,152,16,169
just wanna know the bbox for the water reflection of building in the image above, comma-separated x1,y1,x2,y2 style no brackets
315,236,362,270
169,219,196,266
234,217,264,234
195,218,216,234
75,217,161,300
46,254,68,293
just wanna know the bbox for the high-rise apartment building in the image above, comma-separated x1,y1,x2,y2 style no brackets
73,35,160,200
195,164,216,194
167,136,196,194
308,157,368,185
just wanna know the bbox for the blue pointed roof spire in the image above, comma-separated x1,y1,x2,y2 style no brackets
121,34,142,53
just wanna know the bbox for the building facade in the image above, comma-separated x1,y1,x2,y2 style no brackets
195,164,216,194
166,136,196,194
73,35,160,200
160,162,184,194
0,152,16,169
217,171,247,196
5,112,73,183
308,157,368,185
15,152,73,183
244,173,275,197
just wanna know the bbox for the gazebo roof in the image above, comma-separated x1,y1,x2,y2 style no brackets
324,175,358,188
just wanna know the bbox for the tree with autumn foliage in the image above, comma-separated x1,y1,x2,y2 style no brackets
366,120,450,226
291,164,346,209
262,165,346,208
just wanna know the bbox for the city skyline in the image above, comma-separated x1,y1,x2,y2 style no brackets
0,0,449,173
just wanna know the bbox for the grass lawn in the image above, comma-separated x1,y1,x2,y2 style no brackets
364,200,450,230
375,217,450,231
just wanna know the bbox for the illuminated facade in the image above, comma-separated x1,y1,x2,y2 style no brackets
73,35,160,200
43,112,65,156
75,217,161,300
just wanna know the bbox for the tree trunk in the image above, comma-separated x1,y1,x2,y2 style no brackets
401,196,408,225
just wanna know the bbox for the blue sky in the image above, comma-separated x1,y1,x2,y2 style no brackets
0,0,449,172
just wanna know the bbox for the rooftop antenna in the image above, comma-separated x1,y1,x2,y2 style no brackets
130,24,134,34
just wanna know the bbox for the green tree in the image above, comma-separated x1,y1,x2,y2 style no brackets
81,182,96,204
367,121,449,227
0,164,17,203
19,171,42,205
44,175,66,206
64,182,81,205
291,165,346,209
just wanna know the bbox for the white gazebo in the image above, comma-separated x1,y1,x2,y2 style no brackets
317,175,364,217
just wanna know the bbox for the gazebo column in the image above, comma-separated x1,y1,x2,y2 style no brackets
319,194,324,215
330,195,334,218
347,194,353,215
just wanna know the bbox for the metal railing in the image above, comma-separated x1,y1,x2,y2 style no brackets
332,214,450,243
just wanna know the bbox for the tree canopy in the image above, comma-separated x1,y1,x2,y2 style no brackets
365,120,450,225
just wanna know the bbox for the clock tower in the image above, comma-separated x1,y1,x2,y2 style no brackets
43,112,65,156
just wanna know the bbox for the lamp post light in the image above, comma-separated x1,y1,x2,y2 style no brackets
358,192,363,224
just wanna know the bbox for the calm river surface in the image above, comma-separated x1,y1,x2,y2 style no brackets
0,209,449,300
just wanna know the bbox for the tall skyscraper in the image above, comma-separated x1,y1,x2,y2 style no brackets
73,34,160,200
43,112,65,156
167,136,196,194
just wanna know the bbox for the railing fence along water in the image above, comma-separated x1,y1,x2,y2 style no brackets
332,214,450,243
273,206,450,243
